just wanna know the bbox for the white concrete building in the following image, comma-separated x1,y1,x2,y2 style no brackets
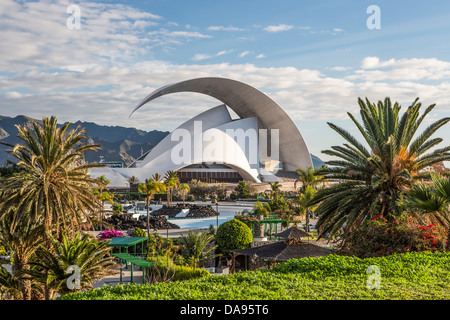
90,77,313,188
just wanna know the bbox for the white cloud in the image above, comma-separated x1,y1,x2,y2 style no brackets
331,66,351,71
361,56,381,69
333,28,344,32
239,51,250,58
216,50,233,56
207,25,246,31
256,54,266,59
191,53,213,61
355,57,450,81
263,24,293,33
166,31,212,38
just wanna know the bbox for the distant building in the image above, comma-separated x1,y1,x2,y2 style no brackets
90,77,313,188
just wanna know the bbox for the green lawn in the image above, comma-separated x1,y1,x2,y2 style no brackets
58,251,450,300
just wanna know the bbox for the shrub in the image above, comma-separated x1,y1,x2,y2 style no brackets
145,260,211,283
216,218,253,254
112,202,123,214
338,214,448,258
131,227,147,237
234,180,249,198
97,229,127,241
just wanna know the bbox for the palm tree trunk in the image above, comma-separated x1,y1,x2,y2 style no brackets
306,210,310,232
146,198,150,237
13,256,31,300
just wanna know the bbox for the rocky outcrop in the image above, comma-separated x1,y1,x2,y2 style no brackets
88,214,180,231
151,203,219,218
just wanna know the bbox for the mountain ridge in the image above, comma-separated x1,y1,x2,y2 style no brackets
0,115,325,169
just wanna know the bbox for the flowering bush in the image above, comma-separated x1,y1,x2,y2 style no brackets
338,214,448,258
97,229,127,241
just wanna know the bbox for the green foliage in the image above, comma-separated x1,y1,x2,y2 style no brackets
253,201,271,217
294,166,323,191
178,230,219,268
111,202,123,214
267,193,290,213
0,116,103,236
147,263,211,282
234,180,250,198
311,97,450,237
28,232,118,299
131,227,147,238
59,251,450,300
337,214,448,258
215,218,253,253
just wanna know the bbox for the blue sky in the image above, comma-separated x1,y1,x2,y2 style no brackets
0,0,449,164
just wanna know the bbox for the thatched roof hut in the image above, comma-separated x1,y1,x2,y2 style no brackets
229,224,333,272
274,226,311,240
233,240,332,262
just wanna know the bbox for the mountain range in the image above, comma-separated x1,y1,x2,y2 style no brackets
0,115,325,169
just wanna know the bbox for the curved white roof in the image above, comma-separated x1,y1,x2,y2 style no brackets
130,77,313,171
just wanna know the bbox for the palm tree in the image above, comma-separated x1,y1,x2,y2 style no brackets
404,172,450,249
0,116,103,237
164,170,180,207
295,186,318,232
0,211,44,300
253,201,271,218
128,176,139,185
138,179,166,236
0,265,21,300
310,97,450,238
27,232,118,299
152,173,163,183
294,166,323,191
178,231,220,269
93,178,113,230
269,181,281,194
178,183,190,207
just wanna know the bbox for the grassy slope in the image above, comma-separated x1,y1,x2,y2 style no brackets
58,251,450,300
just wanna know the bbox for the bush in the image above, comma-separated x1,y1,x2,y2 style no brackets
131,227,147,237
145,260,211,283
112,202,123,214
215,218,253,254
338,214,448,258
171,265,211,281
234,180,249,198
97,229,127,241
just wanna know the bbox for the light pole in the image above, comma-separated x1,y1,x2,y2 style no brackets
216,202,219,229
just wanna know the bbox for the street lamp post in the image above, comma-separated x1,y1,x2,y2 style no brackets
216,202,219,229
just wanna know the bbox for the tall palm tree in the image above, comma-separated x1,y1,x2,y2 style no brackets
294,166,323,191
152,173,163,183
164,170,180,207
310,97,450,238
0,116,104,238
0,211,44,300
138,179,166,236
93,188,114,230
295,186,318,232
178,183,190,207
128,176,139,185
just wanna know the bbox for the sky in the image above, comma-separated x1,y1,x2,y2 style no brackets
1,0,450,164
